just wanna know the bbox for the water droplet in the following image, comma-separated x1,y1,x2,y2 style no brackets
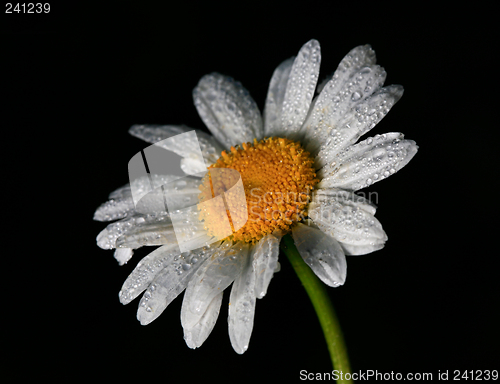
351,91,363,101
373,148,386,160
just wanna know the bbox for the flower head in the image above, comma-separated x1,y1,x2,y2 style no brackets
94,39,417,354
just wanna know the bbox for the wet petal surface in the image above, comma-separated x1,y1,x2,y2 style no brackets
292,223,346,287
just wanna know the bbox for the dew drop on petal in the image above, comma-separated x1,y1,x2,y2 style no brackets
351,91,363,101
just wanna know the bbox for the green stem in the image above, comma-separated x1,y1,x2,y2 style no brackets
281,234,353,384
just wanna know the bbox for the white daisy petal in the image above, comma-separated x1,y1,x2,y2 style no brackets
181,242,249,329
164,182,203,210
129,124,191,144
306,195,380,255
313,85,404,168
180,157,206,175
174,233,217,255
301,64,388,156
193,73,263,149
96,175,206,251
137,242,221,325
93,197,135,222
304,44,377,127
118,243,182,304
96,217,133,250
131,176,200,217
263,57,294,136
114,248,134,266
183,292,223,349
129,174,180,213
96,212,171,250
129,124,223,166
291,223,346,287
167,204,218,253
115,222,178,249
308,194,387,247
279,39,321,137
251,233,281,299
323,44,377,94
340,242,385,256
108,183,132,200
140,176,202,213
317,132,418,191
95,178,139,221
228,250,257,354
130,129,208,178
313,188,377,215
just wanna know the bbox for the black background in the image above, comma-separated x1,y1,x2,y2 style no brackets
4,3,499,382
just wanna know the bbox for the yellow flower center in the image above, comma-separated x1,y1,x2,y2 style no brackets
198,137,319,243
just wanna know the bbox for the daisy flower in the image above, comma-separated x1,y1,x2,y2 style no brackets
94,39,417,356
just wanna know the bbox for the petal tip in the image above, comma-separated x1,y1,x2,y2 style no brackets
305,38,320,48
